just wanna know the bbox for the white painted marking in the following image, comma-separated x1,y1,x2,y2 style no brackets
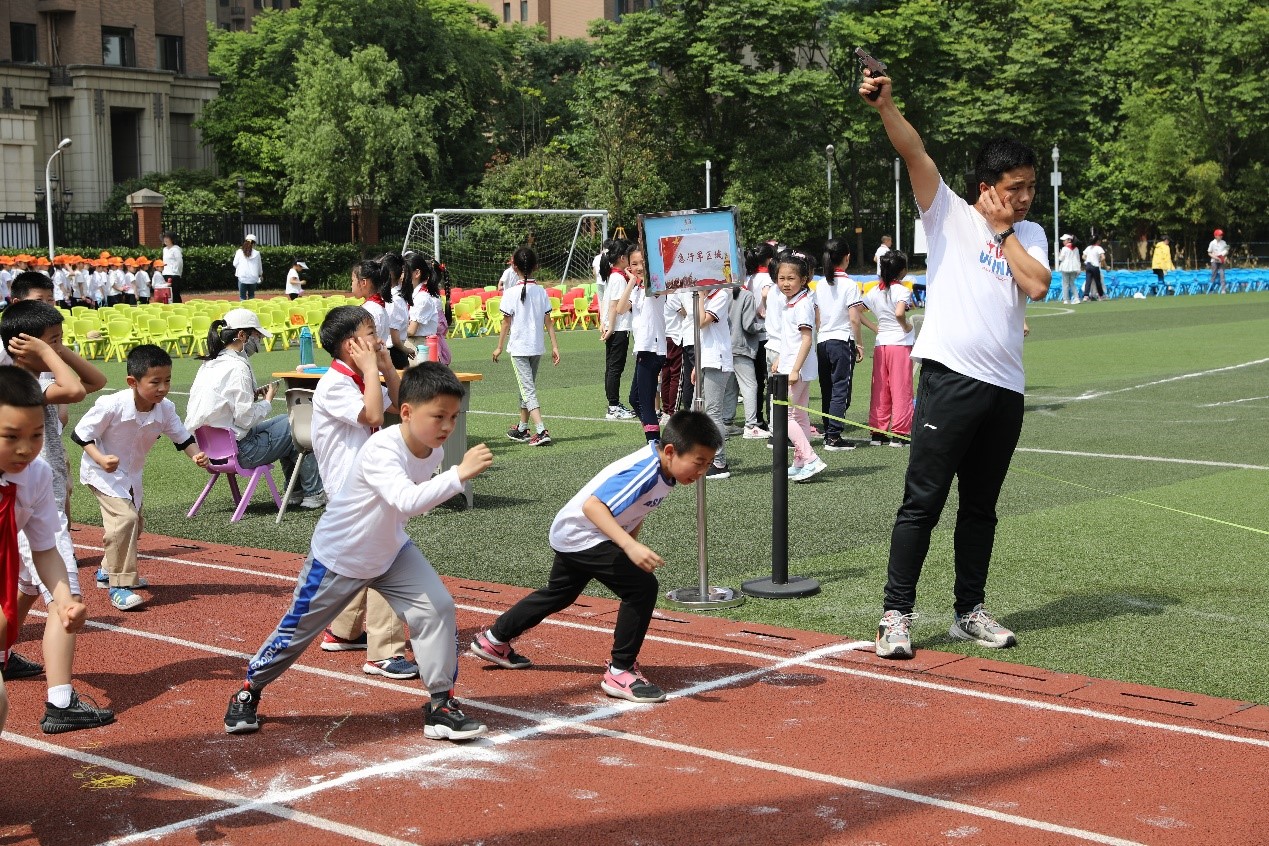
1199,395,1269,407
467,408,626,424
1014,447,1268,471
1025,306,1074,317
1068,357,1269,402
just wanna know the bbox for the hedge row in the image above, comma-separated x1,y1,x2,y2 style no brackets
55,244,386,293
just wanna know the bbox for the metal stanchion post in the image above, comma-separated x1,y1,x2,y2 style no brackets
666,287,745,611
742,373,820,598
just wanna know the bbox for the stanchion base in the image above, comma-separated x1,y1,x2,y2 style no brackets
740,575,821,599
664,585,746,611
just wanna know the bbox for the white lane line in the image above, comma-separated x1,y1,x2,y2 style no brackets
466,408,624,424
68,543,1269,749
3,733,420,846
1014,447,1269,471
1067,357,1269,402
1199,395,1269,407
83,637,1145,846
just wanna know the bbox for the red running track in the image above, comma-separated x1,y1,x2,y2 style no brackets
1,525,1266,845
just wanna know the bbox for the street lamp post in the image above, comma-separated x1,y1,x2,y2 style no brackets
45,138,72,262
826,145,834,240
893,157,902,252
1051,145,1061,266
704,159,711,207
236,176,246,238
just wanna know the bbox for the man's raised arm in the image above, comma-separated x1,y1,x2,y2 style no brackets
858,70,941,214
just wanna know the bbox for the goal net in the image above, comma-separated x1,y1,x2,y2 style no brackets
403,209,609,290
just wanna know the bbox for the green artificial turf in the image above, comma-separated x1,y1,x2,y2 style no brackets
63,292,1269,703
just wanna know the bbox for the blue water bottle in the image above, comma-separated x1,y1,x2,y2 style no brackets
298,325,314,366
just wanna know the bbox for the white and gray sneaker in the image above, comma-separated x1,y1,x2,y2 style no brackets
876,610,917,659
949,604,1017,648
605,405,636,420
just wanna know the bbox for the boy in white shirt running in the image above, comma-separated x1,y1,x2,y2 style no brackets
225,364,493,741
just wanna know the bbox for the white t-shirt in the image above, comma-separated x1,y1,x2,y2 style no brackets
389,287,410,336
310,426,463,579
52,269,69,301
911,180,1048,394
862,284,916,346
499,265,519,291
816,271,864,344
549,443,675,553
311,365,393,496
1208,239,1229,260
697,289,733,372
602,269,633,332
667,290,694,347
75,390,193,508
151,272,170,291
1082,245,1105,267
162,244,184,276
629,285,667,356
501,281,551,356
874,243,891,276
285,268,303,294
663,292,685,346
409,288,438,338
770,288,818,380
134,269,152,297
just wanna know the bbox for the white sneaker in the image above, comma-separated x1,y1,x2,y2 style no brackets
787,464,802,477
792,457,827,482
949,604,1017,648
743,425,769,440
876,610,917,659
299,493,327,510
605,405,636,421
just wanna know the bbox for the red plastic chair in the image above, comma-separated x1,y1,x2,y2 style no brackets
187,426,282,523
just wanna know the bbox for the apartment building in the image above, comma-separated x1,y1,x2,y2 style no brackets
479,0,659,41
208,0,302,32
0,1,219,215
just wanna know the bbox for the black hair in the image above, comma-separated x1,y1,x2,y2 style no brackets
200,319,247,360
399,361,465,406
384,252,413,309
661,410,723,454
319,305,375,358
126,344,173,379
405,252,443,310
10,271,55,300
821,238,851,286
0,364,46,410
743,247,761,276
352,257,393,302
377,252,405,290
1090,235,1101,245
775,250,812,290
597,239,633,285
0,299,64,349
972,138,1038,193
161,230,180,245
751,242,776,270
512,246,539,302
878,250,909,289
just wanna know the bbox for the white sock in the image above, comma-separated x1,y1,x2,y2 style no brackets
483,630,504,646
48,684,73,709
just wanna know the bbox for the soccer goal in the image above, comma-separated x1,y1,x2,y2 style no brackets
403,209,609,290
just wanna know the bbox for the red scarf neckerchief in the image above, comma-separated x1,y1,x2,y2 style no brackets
365,294,386,307
330,361,379,433
0,482,19,652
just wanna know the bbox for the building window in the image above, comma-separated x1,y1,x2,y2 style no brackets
102,28,136,67
10,23,38,63
219,0,229,6
157,35,184,73
520,1,528,21
503,3,511,22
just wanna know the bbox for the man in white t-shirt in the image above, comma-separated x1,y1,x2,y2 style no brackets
1081,237,1107,300
860,65,1051,661
1207,228,1229,293
873,235,892,276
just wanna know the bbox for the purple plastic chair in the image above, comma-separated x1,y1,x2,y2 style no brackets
187,426,282,523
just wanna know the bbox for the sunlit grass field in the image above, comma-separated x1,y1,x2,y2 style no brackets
62,291,1269,703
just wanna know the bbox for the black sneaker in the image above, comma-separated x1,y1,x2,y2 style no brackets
3,651,44,680
823,435,856,452
870,433,891,446
506,426,530,442
224,684,261,734
424,698,487,741
40,690,115,734
705,462,731,480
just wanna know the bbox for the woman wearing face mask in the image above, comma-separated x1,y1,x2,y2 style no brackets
184,308,325,509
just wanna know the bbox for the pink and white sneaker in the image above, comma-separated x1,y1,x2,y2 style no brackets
600,663,666,703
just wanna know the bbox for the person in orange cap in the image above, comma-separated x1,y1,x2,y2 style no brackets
133,257,153,304
51,256,72,308
0,256,14,303
107,257,132,305
150,259,170,303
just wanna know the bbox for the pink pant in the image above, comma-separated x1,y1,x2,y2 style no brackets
869,345,914,436
786,379,819,466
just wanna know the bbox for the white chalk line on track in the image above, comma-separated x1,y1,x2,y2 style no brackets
15,624,1147,846
1014,447,1269,472
1199,395,1269,407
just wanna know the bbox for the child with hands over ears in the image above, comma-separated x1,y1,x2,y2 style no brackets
471,410,722,704
768,253,827,483
493,247,560,446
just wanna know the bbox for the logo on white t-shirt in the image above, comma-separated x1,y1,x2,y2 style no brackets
978,240,1013,282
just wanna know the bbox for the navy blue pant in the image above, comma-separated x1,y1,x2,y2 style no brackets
630,351,665,441
816,339,857,438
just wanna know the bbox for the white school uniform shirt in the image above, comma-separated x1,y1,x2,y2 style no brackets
51,268,69,301
602,269,633,332
862,283,915,346
630,285,666,356
549,443,675,553
151,272,170,291
409,288,438,337
361,298,391,346
74,390,194,508
183,350,271,439
668,290,694,347
697,288,733,373
1082,244,1105,267
285,267,303,294
162,244,183,277
92,270,109,302
233,248,263,284
109,268,128,295
389,287,410,338
748,268,773,340
311,364,392,496
499,265,520,291
771,287,818,380
0,269,11,300
72,269,90,298
2,458,62,554
874,243,891,276
663,292,685,346
816,271,864,344
912,180,1047,395
310,426,463,579
500,281,551,356
134,269,152,298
